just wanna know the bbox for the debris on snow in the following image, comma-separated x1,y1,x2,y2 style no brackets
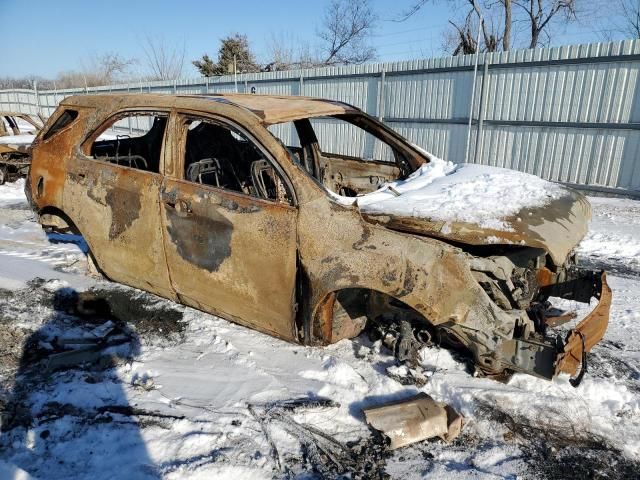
363,392,463,449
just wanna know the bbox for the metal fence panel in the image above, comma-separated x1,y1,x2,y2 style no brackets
2,39,640,193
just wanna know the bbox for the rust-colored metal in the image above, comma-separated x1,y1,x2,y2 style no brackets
0,144,19,155
536,267,555,287
27,93,609,382
316,292,336,342
0,141,31,185
362,190,592,267
184,93,359,125
555,272,612,376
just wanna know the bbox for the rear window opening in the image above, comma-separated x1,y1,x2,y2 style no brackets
42,109,78,141
88,112,167,173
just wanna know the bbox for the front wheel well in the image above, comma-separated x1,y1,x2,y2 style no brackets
311,288,431,345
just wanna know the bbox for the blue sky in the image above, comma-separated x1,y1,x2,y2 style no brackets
0,0,626,79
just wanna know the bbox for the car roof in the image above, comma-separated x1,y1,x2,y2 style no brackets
61,93,360,125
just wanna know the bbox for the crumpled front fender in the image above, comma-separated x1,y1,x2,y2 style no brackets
555,272,611,376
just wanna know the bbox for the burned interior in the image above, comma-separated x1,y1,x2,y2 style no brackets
89,111,167,172
269,113,415,197
26,93,611,386
183,116,292,203
0,112,41,139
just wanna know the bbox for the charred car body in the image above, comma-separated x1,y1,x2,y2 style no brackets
0,112,42,185
26,94,611,382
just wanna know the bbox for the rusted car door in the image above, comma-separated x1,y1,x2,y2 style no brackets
159,112,298,340
64,110,175,300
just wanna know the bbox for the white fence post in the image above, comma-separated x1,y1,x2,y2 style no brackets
474,60,490,164
377,68,386,121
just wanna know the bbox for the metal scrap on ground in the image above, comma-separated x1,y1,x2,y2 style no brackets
364,393,463,449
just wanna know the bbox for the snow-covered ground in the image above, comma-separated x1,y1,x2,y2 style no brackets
0,179,638,479
0,134,36,148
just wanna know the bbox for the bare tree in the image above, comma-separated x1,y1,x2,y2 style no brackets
468,0,499,51
51,53,137,89
401,0,505,54
263,0,376,71
265,33,296,71
397,0,430,21
619,0,640,38
448,15,480,54
400,0,576,55
318,0,377,65
264,32,320,71
503,0,512,50
81,52,135,84
0,76,53,90
582,0,638,42
513,0,577,48
141,36,185,81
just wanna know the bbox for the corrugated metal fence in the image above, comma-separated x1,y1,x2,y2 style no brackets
2,39,640,193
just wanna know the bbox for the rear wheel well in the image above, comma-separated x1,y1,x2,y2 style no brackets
38,206,76,233
37,206,106,278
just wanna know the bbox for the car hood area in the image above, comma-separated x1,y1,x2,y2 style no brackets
349,157,591,266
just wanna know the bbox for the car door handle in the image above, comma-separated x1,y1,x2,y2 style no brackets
164,198,192,217
74,171,87,185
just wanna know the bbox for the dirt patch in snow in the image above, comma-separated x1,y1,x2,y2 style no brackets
475,400,640,479
86,285,186,343
0,279,186,384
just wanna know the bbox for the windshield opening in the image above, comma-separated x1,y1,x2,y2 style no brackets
267,113,425,198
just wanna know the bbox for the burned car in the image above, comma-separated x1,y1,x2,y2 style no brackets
26,94,610,382
0,111,42,184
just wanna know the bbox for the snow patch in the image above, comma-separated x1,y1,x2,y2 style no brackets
0,460,35,480
0,178,27,207
0,134,35,146
578,196,640,270
324,146,568,231
0,180,639,478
